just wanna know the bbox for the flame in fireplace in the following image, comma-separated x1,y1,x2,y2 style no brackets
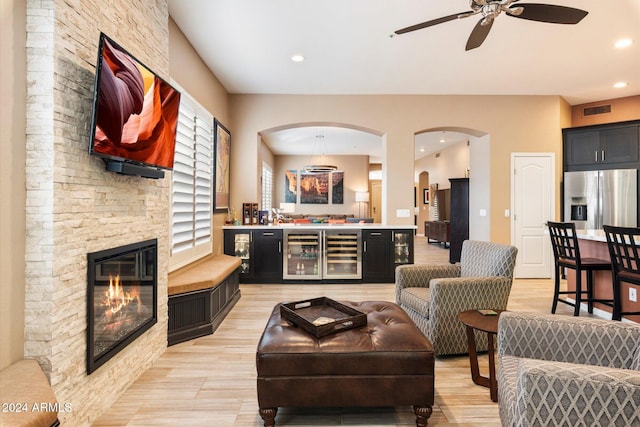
103,275,141,317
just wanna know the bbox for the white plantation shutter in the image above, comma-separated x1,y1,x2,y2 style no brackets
171,91,213,258
261,162,273,213
194,115,213,245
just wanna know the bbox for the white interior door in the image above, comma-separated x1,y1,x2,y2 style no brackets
511,153,555,278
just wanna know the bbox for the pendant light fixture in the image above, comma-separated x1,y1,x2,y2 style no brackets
302,130,337,173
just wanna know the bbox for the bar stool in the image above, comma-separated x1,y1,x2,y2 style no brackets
547,222,613,316
603,225,640,321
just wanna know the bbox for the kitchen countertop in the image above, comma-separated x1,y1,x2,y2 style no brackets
575,229,607,242
223,223,417,230
575,229,640,244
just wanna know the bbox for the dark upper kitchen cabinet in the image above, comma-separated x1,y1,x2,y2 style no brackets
600,126,639,164
564,121,639,169
564,130,600,166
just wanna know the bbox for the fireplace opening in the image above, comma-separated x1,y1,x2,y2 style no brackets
87,239,158,374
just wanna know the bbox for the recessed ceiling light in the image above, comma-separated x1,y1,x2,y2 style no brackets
613,81,628,89
291,54,305,62
614,38,633,49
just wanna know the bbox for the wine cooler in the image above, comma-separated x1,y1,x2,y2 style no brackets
283,230,322,280
283,229,362,280
324,230,361,279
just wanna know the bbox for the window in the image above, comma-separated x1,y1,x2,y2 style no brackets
261,162,273,214
170,88,214,269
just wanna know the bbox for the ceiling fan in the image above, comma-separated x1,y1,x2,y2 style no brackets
394,0,588,51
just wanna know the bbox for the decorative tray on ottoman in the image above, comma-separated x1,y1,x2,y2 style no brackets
280,297,367,338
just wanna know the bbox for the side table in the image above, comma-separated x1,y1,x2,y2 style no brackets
457,309,505,402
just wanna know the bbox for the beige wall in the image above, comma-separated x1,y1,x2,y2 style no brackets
571,95,640,127
169,18,230,255
229,94,570,244
415,140,470,189
0,0,27,370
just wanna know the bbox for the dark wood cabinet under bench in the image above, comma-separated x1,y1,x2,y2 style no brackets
167,254,241,346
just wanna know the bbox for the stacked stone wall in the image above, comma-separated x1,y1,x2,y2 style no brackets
25,0,170,424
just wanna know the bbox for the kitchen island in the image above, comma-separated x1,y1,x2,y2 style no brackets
223,223,416,284
569,230,639,323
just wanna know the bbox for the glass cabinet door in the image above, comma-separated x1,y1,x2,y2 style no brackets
283,231,321,280
393,230,413,266
233,232,252,275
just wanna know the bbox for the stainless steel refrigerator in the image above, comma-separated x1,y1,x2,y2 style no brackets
564,169,637,230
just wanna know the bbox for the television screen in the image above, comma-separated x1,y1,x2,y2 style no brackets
89,33,180,170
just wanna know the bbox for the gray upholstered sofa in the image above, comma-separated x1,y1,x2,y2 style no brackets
497,312,640,427
395,240,518,356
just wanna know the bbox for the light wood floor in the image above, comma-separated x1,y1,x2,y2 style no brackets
94,237,576,427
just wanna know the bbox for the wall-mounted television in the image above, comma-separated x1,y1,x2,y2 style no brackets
89,33,181,179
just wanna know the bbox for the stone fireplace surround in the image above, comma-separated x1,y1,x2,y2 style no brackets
24,0,171,424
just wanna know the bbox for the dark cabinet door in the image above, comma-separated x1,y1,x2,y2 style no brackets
253,229,283,283
600,126,639,164
564,130,600,166
362,229,393,283
563,122,640,169
449,178,469,264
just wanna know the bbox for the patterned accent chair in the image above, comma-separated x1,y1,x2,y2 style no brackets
497,312,640,427
395,240,518,356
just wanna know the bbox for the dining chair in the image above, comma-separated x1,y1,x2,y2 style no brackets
547,221,613,316
603,225,640,321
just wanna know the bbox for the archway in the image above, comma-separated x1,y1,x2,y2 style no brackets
414,126,490,242
258,122,385,220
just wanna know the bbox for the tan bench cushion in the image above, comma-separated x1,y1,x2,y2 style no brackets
168,254,241,296
0,359,58,427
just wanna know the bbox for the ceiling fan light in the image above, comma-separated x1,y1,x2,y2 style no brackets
480,16,493,26
506,6,524,16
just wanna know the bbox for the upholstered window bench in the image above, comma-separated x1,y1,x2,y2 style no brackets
168,254,241,346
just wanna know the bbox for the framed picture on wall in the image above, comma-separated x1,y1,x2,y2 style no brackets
331,171,344,204
214,119,231,212
285,169,297,203
300,171,329,204
423,189,429,204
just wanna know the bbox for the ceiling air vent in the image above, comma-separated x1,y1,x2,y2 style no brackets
583,104,612,116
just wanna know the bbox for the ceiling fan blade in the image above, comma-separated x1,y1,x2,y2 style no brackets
509,3,588,24
466,18,494,51
394,11,470,35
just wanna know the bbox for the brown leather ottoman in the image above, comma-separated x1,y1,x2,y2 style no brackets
256,301,435,427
